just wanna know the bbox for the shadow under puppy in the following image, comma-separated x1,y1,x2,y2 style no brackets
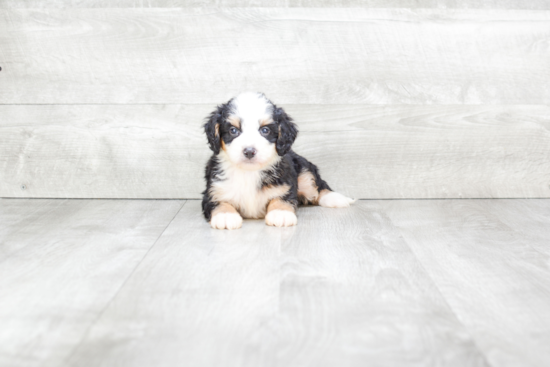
202,92,355,230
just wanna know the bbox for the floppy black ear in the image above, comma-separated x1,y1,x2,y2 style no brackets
204,103,229,155
274,106,298,156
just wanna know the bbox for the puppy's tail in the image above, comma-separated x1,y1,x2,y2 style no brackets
319,191,356,208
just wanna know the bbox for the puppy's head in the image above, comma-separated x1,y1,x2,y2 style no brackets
204,92,298,170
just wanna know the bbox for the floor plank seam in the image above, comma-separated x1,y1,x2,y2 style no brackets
61,199,188,364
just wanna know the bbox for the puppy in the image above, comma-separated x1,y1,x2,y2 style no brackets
202,92,355,230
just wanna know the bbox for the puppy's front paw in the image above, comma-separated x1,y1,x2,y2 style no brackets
265,210,297,227
210,212,243,230
319,192,356,208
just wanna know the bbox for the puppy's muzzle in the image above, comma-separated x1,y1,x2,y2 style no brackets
243,147,257,159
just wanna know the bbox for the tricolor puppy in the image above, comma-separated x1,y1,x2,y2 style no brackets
202,92,355,230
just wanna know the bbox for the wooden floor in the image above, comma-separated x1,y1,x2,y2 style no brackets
1,199,549,367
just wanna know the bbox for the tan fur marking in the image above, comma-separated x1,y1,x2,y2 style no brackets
208,185,224,205
262,183,290,198
210,184,289,208
221,139,226,151
228,115,241,129
211,202,238,216
297,171,320,205
209,179,291,219
260,118,273,127
267,198,295,213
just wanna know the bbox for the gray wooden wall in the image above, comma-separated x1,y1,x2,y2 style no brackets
1,2,549,199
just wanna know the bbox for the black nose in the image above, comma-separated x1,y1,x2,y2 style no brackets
243,147,257,159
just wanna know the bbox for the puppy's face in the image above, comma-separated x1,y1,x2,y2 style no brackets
220,93,278,170
204,92,298,171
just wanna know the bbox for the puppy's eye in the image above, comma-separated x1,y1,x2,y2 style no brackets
229,127,239,136
260,127,270,135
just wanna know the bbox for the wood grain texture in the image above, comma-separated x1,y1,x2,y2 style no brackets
2,198,549,366
0,198,184,367
1,8,549,104
263,203,488,366
66,200,285,367
65,200,489,367
382,199,550,367
3,0,550,9
486,200,550,256
2,104,549,199
0,198,68,262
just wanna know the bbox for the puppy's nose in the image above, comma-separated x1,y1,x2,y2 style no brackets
243,147,257,159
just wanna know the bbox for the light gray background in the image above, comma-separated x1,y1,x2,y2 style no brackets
1,2,549,199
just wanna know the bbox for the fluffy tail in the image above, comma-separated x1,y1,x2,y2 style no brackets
318,191,356,208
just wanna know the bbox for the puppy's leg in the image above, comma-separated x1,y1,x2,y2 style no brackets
210,202,243,230
297,169,355,208
292,151,355,207
265,198,297,227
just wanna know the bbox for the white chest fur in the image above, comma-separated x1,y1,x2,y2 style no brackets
210,159,289,219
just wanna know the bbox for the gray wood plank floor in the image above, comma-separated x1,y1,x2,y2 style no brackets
380,200,550,367
0,199,185,367
1,198,549,367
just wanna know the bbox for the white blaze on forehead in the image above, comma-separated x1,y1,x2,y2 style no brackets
230,92,273,130
222,92,279,171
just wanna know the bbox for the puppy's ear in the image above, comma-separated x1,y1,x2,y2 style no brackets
204,103,228,155
274,106,298,156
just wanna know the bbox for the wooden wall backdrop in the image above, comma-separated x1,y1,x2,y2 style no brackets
3,1,550,9
1,4,549,198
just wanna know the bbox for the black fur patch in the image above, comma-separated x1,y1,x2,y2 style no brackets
219,121,241,146
201,155,222,221
259,123,278,144
203,100,232,154
272,106,298,156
